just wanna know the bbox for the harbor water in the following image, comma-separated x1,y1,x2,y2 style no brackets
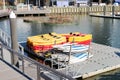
0,15,120,80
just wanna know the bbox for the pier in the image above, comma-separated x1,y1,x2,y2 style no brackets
53,43,120,79
14,9,50,17
19,42,120,79
1,40,120,79
89,13,120,19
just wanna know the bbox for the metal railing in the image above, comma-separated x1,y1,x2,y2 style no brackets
0,28,75,80
0,28,11,47
0,42,75,80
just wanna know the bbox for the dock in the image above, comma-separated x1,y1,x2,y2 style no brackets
41,43,120,79
0,9,50,18
14,9,50,16
19,41,120,79
89,13,120,19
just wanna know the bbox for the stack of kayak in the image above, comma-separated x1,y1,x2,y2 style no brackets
27,32,66,53
61,32,92,45
27,32,92,53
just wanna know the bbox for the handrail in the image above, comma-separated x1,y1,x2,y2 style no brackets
0,42,75,80
0,28,11,47
0,27,75,80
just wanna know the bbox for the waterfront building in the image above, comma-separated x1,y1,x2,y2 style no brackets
0,0,114,6
0,0,115,10
57,0,69,7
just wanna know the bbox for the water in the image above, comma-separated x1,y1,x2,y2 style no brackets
0,15,120,80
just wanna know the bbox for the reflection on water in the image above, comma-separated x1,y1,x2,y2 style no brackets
1,15,120,79
90,17,113,46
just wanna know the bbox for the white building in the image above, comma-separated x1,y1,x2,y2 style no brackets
76,0,89,6
57,0,69,7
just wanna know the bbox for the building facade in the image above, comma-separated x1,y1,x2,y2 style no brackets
0,0,115,8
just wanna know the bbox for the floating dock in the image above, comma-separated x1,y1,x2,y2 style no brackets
89,13,120,19
40,43,120,79
20,42,120,79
